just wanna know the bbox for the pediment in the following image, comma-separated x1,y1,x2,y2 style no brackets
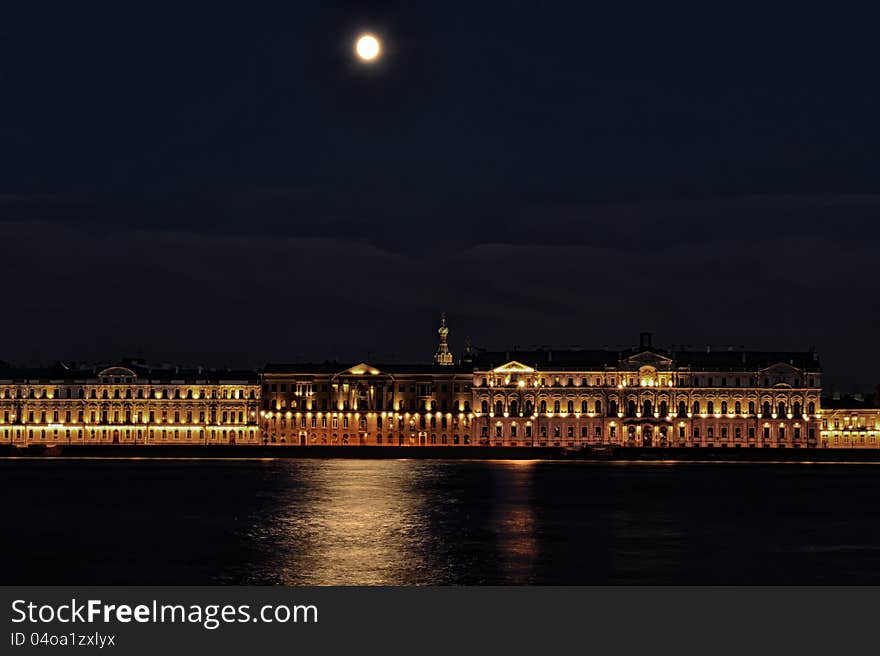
342,363,382,376
492,361,536,374
759,362,802,374
622,351,673,366
98,366,137,378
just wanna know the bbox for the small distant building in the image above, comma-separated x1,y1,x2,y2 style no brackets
819,396,880,448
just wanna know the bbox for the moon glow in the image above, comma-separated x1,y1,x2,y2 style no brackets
355,34,381,62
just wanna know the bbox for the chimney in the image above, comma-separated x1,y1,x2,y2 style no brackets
639,332,653,349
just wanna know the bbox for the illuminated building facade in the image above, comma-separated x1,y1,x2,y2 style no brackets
819,402,880,448
260,362,474,446
260,317,473,446
471,332,823,449
2,322,877,450
0,360,260,446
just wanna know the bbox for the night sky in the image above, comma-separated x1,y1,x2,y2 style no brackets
2,2,878,391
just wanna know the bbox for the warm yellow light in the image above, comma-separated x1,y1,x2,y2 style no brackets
356,34,381,61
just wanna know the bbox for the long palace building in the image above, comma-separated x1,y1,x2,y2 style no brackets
0,361,260,446
0,318,877,449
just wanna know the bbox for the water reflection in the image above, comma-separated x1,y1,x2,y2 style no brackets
488,462,537,583
6,458,880,584
240,460,544,584
246,460,439,584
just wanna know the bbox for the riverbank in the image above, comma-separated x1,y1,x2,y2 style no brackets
3,443,880,462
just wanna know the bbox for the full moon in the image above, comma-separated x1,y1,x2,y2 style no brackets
355,34,381,62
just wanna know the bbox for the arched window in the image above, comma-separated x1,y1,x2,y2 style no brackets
735,401,741,414
707,401,714,414
509,400,519,416
524,400,533,415
762,401,771,416
494,401,503,416
567,400,574,414
721,401,728,414
608,400,617,416
678,401,687,417
748,401,755,415
539,400,547,413
595,400,602,414
659,401,668,417
793,402,801,416
692,401,701,414
643,400,652,416
581,400,588,413
807,402,815,414
481,400,489,414
627,400,637,417
778,402,786,417
553,400,560,413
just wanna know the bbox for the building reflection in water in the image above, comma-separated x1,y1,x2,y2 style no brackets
487,461,538,583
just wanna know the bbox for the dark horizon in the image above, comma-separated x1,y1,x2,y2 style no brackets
2,2,879,391
0,328,873,397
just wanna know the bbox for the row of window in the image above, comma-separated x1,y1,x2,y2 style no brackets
3,409,252,424
265,398,473,413
479,376,818,388
268,433,474,446
480,399,817,417
0,388,255,400
267,415,471,430
823,417,880,430
265,382,471,394
1,428,256,440
480,424,817,440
